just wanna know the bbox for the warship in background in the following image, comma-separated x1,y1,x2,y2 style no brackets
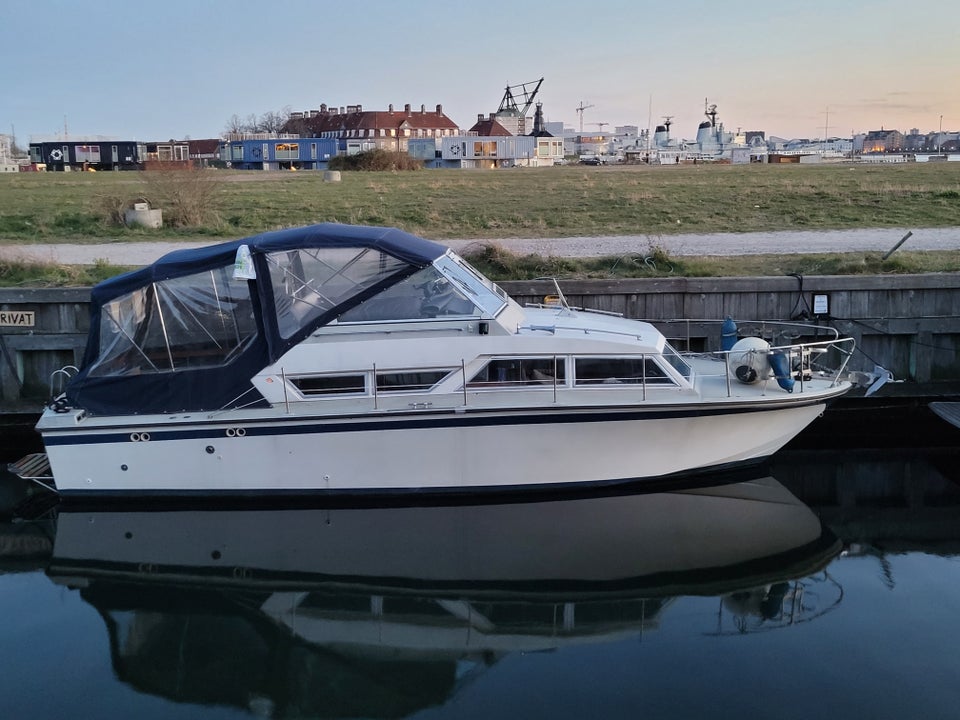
622,100,766,164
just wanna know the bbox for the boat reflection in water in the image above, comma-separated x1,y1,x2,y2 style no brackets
46,474,840,717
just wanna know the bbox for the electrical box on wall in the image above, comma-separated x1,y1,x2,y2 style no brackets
812,293,830,317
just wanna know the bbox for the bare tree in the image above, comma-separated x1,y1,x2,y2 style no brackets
259,107,291,134
225,107,294,137
224,114,247,136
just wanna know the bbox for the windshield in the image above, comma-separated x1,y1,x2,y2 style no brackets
336,253,506,323
662,342,693,380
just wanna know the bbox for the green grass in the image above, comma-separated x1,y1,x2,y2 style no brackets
1,163,959,243
2,247,957,287
0,257,129,286
462,246,960,280
1,163,958,285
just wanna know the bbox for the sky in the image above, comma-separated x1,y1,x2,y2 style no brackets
3,0,957,145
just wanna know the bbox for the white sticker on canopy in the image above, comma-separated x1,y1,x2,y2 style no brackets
233,244,257,279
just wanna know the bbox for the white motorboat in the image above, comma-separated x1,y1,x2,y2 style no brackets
27,223,853,499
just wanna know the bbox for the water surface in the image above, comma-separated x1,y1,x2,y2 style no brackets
1,446,959,719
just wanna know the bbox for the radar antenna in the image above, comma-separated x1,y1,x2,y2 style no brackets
704,100,719,128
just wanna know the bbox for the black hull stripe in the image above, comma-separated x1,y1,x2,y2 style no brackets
43,400,826,447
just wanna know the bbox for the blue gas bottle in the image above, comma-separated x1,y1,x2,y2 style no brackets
720,317,738,351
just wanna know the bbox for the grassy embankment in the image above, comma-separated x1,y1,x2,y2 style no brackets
1,162,959,285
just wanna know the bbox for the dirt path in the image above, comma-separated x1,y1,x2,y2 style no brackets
1,227,958,265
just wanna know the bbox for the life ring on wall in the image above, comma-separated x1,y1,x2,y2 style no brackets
49,149,63,161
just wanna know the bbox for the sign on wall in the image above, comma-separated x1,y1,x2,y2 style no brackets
0,310,35,327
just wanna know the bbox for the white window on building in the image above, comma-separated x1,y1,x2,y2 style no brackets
76,144,102,163
275,143,299,160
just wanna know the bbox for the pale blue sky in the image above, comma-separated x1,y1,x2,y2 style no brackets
4,0,956,143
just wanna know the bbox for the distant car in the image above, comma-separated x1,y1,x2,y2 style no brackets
580,157,604,166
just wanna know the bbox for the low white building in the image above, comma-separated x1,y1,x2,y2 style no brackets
431,135,564,168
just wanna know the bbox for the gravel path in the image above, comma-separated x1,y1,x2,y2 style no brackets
1,227,958,265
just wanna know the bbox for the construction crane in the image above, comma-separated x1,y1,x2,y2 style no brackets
497,78,544,117
588,122,609,132
575,101,595,132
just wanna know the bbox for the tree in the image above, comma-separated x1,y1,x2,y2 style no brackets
224,114,248,136
224,107,294,137
258,107,291,134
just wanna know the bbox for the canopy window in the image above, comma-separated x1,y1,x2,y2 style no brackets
87,268,257,378
266,247,411,339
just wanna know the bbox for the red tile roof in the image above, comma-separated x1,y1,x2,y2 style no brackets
286,104,460,136
468,118,512,136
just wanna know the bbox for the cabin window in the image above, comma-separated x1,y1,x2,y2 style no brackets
376,370,451,392
266,246,411,339
231,145,244,161
574,357,674,386
87,268,257,378
290,374,366,396
468,357,565,388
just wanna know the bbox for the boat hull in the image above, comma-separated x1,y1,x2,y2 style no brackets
40,400,831,499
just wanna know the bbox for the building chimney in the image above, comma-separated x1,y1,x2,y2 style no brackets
421,104,426,113
531,102,545,136
478,114,484,122
436,104,442,114
320,104,327,113
404,103,411,115
389,103,394,113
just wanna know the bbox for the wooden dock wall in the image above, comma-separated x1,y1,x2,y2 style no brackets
503,273,960,385
1,274,958,408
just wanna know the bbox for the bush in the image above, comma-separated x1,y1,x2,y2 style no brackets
92,191,132,227
139,165,224,227
328,150,423,172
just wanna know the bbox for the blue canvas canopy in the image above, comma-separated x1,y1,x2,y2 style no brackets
67,224,447,415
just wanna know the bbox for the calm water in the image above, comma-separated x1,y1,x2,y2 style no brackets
2,444,960,719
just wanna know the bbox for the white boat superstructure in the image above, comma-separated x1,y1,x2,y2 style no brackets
28,223,854,499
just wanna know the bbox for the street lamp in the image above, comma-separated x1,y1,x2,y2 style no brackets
938,115,943,155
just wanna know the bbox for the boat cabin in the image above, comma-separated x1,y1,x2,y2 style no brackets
66,224,494,415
